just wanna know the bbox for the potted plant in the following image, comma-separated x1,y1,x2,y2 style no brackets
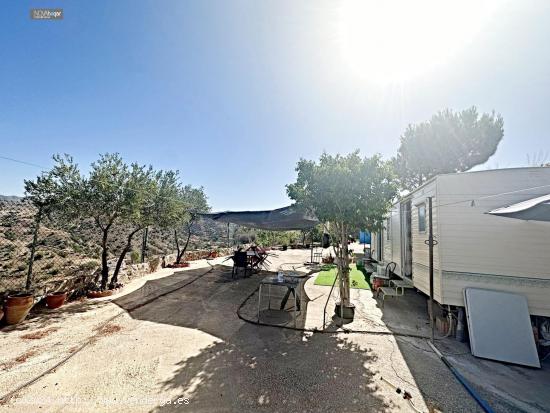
166,262,190,268
45,291,67,309
322,253,334,264
5,292,35,325
86,282,123,299
286,151,397,322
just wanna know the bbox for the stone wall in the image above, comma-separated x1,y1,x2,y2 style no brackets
39,248,234,298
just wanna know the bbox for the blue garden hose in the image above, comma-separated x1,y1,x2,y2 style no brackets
428,341,495,413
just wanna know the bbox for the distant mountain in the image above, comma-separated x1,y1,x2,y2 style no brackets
0,195,22,202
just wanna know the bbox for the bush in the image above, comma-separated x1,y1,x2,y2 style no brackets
4,230,16,241
149,256,160,272
130,250,140,264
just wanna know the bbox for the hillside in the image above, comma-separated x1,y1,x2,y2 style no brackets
0,199,231,294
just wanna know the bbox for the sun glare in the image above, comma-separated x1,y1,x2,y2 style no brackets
338,1,498,85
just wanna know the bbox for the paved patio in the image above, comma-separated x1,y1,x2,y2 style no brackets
1,249,548,412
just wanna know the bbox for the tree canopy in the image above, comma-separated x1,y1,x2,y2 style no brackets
393,106,504,189
173,185,210,264
27,153,207,290
287,151,397,310
287,151,397,233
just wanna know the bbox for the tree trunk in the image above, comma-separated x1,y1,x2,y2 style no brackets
111,227,142,287
174,229,181,263
25,205,43,292
337,223,351,307
141,227,148,263
100,226,110,290
177,222,193,263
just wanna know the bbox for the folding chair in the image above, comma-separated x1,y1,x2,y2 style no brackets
232,251,252,278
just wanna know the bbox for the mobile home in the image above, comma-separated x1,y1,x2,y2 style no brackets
371,167,550,316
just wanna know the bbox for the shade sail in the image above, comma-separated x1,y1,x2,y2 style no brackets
486,194,550,222
201,206,319,231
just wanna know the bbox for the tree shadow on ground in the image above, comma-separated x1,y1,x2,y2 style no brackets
153,325,392,413
111,265,392,412
1,298,111,332
375,289,485,412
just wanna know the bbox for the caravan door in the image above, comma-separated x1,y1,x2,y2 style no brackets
400,200,413,278
390,205,401,275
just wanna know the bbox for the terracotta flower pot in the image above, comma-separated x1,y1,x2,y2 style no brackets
170,262,190,268
6,293,34,307
5,304,33,325
86,289,118,299
46,292,67,309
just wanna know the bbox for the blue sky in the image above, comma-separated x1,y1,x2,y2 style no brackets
1,1,549,210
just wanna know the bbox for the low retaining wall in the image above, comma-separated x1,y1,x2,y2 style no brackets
33,248,234,298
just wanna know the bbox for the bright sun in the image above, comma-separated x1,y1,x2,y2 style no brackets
338,1,498,84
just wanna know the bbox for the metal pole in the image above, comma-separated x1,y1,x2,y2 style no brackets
428,196,435,343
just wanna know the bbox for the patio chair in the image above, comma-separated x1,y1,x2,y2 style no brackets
373,261,397,296
312,252,323,264
385,262,397,278
232,251,252,279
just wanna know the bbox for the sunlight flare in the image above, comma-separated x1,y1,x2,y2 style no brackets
337,0,499,84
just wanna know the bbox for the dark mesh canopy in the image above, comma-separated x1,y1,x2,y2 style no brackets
201,206,319,230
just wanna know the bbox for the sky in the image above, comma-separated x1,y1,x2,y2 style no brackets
1,0,549,210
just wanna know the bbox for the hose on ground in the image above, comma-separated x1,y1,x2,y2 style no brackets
236,284,445,340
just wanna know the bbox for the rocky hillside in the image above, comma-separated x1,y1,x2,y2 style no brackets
0,199,230,294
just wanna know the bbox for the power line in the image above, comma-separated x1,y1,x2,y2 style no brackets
0,154,203,207
0,155,48,170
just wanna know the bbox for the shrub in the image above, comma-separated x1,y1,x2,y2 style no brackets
4,230,16,241
130,250,140,264
149,256,160,272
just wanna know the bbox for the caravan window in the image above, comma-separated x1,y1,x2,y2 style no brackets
418,203,426,232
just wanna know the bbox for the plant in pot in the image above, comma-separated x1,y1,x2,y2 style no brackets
4,292,35,325
45,291,68,309
286,151,397,322
86,282,124,299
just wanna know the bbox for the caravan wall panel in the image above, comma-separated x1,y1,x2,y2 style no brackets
436,168,550,315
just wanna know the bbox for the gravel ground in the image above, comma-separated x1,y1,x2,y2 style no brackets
1,249,546,412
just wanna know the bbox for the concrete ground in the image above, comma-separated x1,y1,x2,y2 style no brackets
0,248,548,412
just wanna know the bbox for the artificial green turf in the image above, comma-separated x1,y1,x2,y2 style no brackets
314,264,370,290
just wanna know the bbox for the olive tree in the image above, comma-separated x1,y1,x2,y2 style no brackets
173,185,209,264
23,155,81,290
287,151,397,316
